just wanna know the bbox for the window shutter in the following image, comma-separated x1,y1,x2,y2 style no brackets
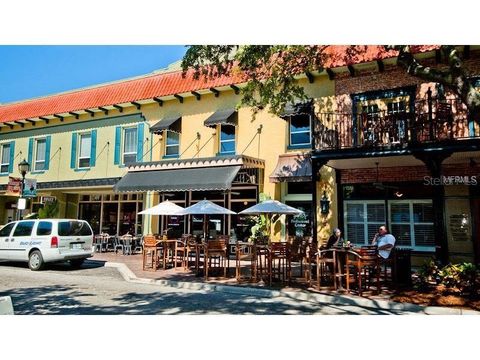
70,133,77,169
114,126,121,165
90,130,97,167
45,136,51,170
136,122,144,162
8,141,15,173
27,138,34,167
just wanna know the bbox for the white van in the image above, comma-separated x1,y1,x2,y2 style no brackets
0,219,93,271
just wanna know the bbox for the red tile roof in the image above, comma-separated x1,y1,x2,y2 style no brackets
0,45,438,124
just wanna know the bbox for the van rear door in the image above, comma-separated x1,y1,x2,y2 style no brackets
57,221,93,254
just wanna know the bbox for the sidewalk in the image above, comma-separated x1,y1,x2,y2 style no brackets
91,252,479,315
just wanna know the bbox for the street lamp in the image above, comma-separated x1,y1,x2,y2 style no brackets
17,159,30,220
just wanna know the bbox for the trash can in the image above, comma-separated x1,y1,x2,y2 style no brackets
392,248,412,286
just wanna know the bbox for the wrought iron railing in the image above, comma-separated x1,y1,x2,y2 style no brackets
314,97,479,151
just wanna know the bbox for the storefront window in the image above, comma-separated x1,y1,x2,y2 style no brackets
119,202,137,235
286,201,312,238
79,203,101,234
102,203,118,235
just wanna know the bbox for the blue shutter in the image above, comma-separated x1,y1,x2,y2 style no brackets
8,141,15,173
45,136,51,170
90,130,97,167
27,138,34,168
136,122,144,162
114,126,121,165
70,133,77,169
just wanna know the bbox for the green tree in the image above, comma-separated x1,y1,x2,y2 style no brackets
38,200,59,219
182,45,480,120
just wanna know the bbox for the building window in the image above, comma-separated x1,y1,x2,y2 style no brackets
289,115,311,147
165,131,180,157
387,101,406,114
344,201,385,246
219,125,235,155
0,143,11,174
78,133,92,168
34,138,47,171
389,200,434,250
123,127,137,164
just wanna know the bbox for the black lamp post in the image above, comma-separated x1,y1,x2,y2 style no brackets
18,158,30,220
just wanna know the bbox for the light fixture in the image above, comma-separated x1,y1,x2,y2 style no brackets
18,158,30,176
320,191,330,215
394,191,404,198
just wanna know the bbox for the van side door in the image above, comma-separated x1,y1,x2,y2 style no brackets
9,221,36,261
0,223,16,260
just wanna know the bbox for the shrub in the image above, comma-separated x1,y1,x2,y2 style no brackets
415,259,441,289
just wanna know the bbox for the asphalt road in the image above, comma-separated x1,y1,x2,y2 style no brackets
0,260,410,315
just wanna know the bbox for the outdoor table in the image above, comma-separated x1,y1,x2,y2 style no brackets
331,246,359,292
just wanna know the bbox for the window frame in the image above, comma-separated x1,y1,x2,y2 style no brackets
33,137,47,172
288,114,312,148
77,132,92,169
122,126,138,165
218,125,236,155
0,143,11,174
164,130,180,158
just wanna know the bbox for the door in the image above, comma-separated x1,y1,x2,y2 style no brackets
0,222,16,260
9,221,36,261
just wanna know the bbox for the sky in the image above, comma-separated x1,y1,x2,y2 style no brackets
0,45,188,104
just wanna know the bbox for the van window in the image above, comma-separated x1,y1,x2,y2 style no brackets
0,223,15,237
13,221,35,237
58,221,93,236
36,221,52,236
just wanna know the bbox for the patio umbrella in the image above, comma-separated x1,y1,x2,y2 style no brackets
138,200,184,215
179,199,236,240
239,200,304,241
139,200,184,236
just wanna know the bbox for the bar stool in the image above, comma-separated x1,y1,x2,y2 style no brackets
269,242,291,286
142,235,160,271
235,242,257,282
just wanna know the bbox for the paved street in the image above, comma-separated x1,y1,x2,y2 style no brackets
0,260,416,315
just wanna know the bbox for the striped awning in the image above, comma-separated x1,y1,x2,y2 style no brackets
113,165,241,193
269,154,312,183
204,109,237,127
150,116,182,134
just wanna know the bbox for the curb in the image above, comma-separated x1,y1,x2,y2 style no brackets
104,262,479,315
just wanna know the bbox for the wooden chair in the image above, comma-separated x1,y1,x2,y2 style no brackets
316,248,337,290
269,242,291,286
302,241,318,286
235,242,257,282
346,247,381,296
184,236,200,272
288,236,305,279
142,235,160,271
204,239,228,280
173,239,187,270
255,242,270,283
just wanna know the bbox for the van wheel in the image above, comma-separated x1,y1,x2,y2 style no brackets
28,250,44,271
69,259,85,268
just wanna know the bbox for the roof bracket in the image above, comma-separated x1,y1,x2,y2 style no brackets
14,121,24,128
85,109,95,117
230,85,240,95
25,119,36,126
174,94,184,103
153,97,163,106
376,59,385,72
347,65,356,77
326,68,335,80
191,91,201,101
131,101,141,110
54,114,64,122
39,116,50,124
69,111,80,119
210,88,220,97
113,104,124,113
98,107,109,115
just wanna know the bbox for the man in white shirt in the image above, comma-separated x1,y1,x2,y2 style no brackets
372,225,396,259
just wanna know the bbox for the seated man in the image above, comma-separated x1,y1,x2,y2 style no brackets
372,225,396,259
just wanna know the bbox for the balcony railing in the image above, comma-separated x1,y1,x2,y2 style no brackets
314,98,479,151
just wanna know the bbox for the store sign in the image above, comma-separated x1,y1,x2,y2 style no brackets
17,198,27,210
5,177,21,196
41,196,56,204
23,178,37,198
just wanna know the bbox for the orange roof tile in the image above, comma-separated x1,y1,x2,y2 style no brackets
0,45,438,123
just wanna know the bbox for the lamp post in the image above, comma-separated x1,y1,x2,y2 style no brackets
17,158,30,220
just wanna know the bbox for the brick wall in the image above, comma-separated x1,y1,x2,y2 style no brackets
340,163,480,184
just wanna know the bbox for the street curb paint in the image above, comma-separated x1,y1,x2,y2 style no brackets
104,262,479,315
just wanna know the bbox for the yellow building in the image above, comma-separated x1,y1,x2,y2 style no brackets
0,62,335,244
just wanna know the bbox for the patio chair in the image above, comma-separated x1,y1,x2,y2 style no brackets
142,235,160,271
93,235,103,253
268,242,291,286
121,234,133,255
346,247,381,296
184,236,200,272
316,248,336,290
132,235,143,254
173,239,187,270
204,239,228,280
114,236,124,254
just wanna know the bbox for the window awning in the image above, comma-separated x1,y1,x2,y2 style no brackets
150,116,182,134
113,165,241,192
269,154,312,183
280,101,313,118
204,109,237,127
